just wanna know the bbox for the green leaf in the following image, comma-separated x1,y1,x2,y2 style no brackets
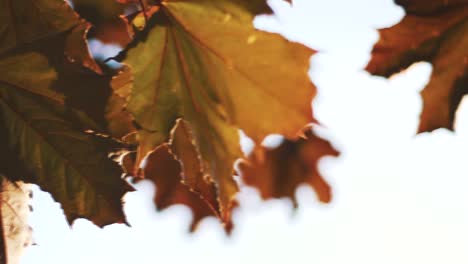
114,0,316,218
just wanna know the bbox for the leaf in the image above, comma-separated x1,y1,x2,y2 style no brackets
0,1,135,226
366,0,468,132
0,84,134,227
71,0,134,46
1,0,103,73
124,118,234,231
169,119,234,231
0,177,33,264
1,27,134,137
239,129,339,206
0,0,80,54
114,0,316,222
141,144,227,232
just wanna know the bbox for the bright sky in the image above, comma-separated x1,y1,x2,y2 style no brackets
22,0,468,263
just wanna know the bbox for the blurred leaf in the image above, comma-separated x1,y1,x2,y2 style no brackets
239,129,339,206
366,0,468,132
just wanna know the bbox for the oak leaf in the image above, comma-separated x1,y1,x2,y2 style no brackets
366,0,468,132
239,129,338,206
113,0,316,223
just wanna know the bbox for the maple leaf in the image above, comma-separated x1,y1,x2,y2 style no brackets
0,81,133,226
113,0,316,224
0,177,33,264
0,0,78,54
239,128,339,206
142,145,225,232
123,119,234,232
0,0,102,74
0,0,135,227
366,0,468,133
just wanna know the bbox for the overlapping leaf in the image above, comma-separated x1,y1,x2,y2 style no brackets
239,129,339,206
0,0,134,227
114,0,316,225
366,0,468,132
142,144,224,232
0,0,78,54
71,0,135,46
0,66,133,227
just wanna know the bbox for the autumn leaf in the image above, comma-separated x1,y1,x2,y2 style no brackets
239,128,339,206
141,144,226,232
113,0,316,223
0,83,134,226
0,177,32,264
169,119,235,231
0,0,135,227
366,0,468,132
0,0,102,73
71,0,136,46
0,0,79,54
123,119,234,231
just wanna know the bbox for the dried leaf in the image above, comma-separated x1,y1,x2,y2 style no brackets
366,0,468,132
0,177,32,264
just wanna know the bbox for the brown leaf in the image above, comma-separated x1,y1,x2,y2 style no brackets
0,177,33,264
169,119,235,231
142,145,229,232
239,129,339,206
71,0,146,47
366,0,468,132
0,0,79,54
0,4,135,226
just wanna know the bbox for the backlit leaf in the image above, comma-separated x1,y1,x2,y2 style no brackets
0,83,133,227
0,0,134,226
0,0,79,54
142,145,225,232
239,129,339,206
114,0,316,221
366,0,468,132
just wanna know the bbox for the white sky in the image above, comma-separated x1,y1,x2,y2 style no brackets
22,0,468,263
